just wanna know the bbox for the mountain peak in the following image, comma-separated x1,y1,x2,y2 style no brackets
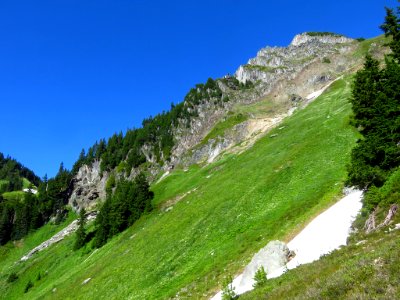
290,32,353,46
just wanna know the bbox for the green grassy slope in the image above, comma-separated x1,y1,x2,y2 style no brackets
0,76,358,299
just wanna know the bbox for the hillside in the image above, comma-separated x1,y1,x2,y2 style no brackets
0,31,397,300
1,73,360,298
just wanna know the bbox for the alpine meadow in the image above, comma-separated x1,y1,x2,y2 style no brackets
0,2,399,300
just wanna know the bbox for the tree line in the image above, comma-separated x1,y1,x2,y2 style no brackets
72,77,230,177
0,163,72,245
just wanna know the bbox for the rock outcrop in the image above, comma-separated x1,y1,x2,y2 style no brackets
290,32,353,47
68,161,108,212
20,212,97,261
235,33,354,85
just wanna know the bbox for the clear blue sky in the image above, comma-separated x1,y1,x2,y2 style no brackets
0,0,397,178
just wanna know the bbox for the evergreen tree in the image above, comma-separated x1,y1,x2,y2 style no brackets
74,208,87,250
347,4,400,197
380,7,400,60
0,205,13,245
94,173,153,248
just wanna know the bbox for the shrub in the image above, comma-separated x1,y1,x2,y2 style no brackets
221,275,238,300
253,266,268,288
24,280,33,293
7,272,18,283
322,57,331,64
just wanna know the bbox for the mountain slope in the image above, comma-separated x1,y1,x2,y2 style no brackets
0,75,359,299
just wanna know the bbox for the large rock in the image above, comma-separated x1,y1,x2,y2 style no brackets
238,240,291,290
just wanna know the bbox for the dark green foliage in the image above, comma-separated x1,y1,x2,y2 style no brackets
356,37,366,42
74,208,87,250
220,76,254,90
24,280,33,293
347,56,400,188
322,57,331,63
0,163,73,246
7,272,18,283
94,173,153,248
253,266,268,288
363,168,400,212
306,32,343,37
0,205,13,245
347,4,400,213
380,7,400,61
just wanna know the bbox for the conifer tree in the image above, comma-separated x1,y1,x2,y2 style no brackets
347,5,400,191
74,208,87,250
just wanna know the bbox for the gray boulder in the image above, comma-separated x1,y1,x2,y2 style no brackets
239,240,291,289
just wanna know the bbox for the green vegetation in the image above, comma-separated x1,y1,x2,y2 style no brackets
200,113,248,146
245,7,400,299
73,208,87,251
23,280,33,293
243,64,287,73
220,76,254,91
0,152,41,193
253,266,267,288
0,162,73,245
0,210,76,272
222,275,238,300
347,6,400,213
352,34,388,58
93,173,153,248
0,75,360,299
305,32,343,37
72,77,229,175
322,57,331,63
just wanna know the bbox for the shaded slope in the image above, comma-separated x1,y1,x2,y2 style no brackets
1,77,358,299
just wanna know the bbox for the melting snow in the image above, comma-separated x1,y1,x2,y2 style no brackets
211,189,363,299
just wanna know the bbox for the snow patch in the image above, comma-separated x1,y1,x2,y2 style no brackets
211,189,363,299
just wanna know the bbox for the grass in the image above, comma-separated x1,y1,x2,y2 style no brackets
2,191,26,202
243,64,287,73
0,211,76,277
199,113,248,146
0,76,359,299
353,35,389,58
22,178,33,189
233,96,284,119
241,216,400,299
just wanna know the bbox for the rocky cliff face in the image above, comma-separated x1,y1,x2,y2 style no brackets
68,161,108,212
170,33,358,167
235,33,354,86
290,33,353,47
68,32,368,210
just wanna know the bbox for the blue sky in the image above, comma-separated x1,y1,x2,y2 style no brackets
0,0,397,178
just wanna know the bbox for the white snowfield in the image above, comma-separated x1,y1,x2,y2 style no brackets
211,189,363,299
